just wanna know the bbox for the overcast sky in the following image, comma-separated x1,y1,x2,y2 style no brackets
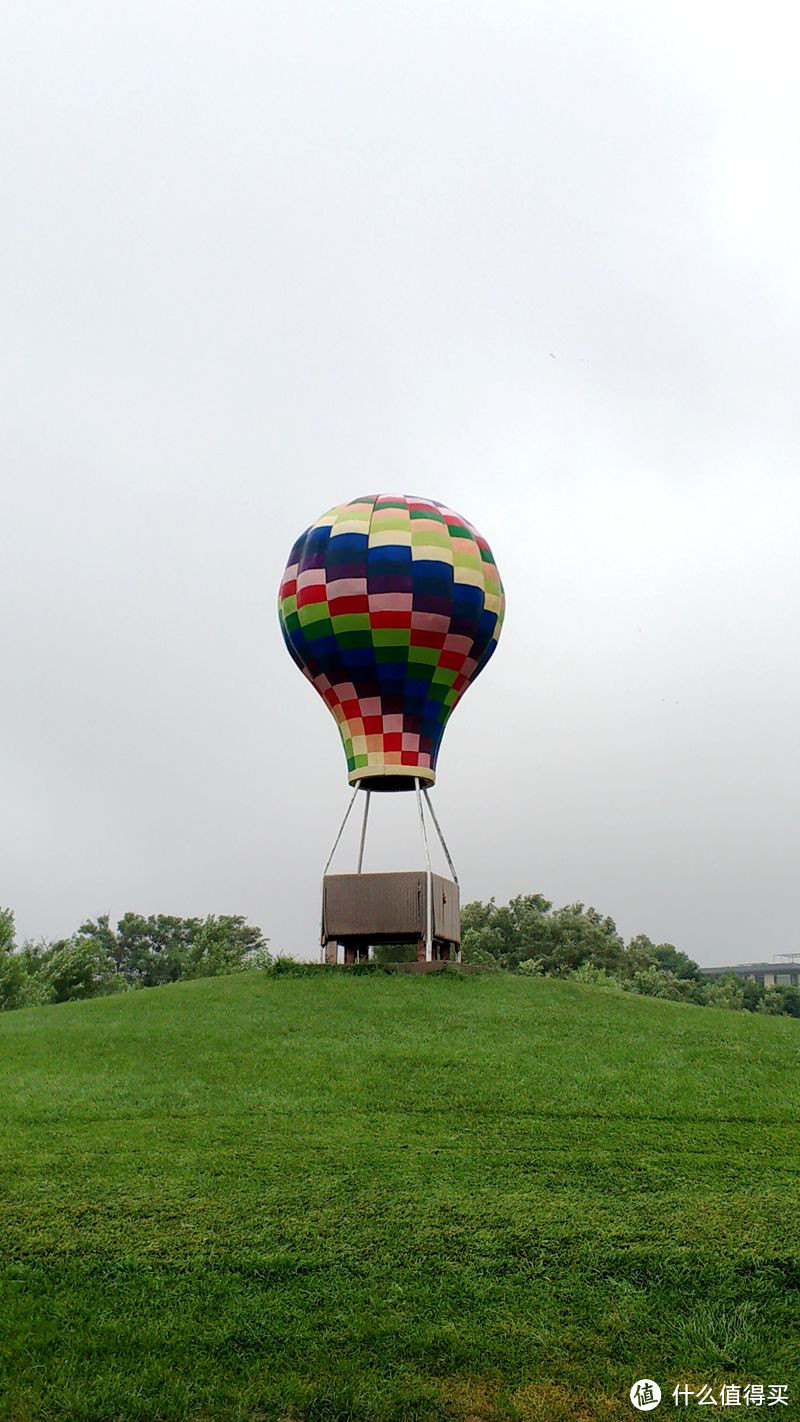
2,0,798,967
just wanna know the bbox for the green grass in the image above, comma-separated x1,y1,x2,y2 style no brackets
1,971,799,1421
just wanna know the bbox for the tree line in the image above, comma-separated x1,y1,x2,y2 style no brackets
0,909,270,1010
459,894,800,1016
1,896,797,1018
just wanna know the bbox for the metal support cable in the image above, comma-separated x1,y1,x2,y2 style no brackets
323,783,360,876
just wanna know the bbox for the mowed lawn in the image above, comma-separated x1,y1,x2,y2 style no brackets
1,972,799,1422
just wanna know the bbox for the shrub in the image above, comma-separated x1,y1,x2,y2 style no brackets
518,957,546,976
462,945,501,969
270,956,328,977
705,976,746,1011
569,963,624,990
626,966,693,1002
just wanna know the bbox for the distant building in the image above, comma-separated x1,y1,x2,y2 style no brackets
702,962,800,989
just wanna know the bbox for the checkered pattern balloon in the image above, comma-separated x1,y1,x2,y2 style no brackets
278,495,505,788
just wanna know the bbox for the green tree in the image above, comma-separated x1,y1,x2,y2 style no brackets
78,912,270,986
620,934,703,983
185,915,269,977
77,915,121,974
0,907,14,956
461,895,554,970
547,903,626,976
112,914,195,986
17,938,55,978
621,934,659,977
40,936,119,1004
0,909,28,1011
739,978,766,1013
775,984,800,1018
460,895,629,975
651,942,703,981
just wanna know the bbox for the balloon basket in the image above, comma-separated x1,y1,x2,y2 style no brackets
321,870,460,966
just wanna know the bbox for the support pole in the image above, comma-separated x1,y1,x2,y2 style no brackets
415,778,433,962
356,789,371,873
422,789,461,963
320,783,360,956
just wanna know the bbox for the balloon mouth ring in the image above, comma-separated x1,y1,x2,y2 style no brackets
348,766,436,792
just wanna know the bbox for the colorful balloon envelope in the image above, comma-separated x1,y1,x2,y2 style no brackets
278,494,505,789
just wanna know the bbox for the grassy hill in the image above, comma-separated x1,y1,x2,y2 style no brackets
1,971,799,1422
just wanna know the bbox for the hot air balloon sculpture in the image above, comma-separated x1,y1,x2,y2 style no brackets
278,494,505,965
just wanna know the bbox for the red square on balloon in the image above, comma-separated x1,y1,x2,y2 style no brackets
297,584,327,609
437,649,466,671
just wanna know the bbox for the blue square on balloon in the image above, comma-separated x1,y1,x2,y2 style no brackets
405,678,430,701
301,525,332,570
367,544,413,594
410,559,454,599
326,533,368,573
379,662,406,685
342,647,377,670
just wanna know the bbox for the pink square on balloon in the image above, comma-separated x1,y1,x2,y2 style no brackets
443,633,473,654
369,592,413,612
411,611,450,633
327,577,368,600
296,567,327,590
